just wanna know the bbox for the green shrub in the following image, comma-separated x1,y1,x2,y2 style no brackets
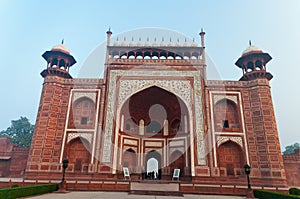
290,188,300,196
0,191,6,199
11,184,19,188
0,184,58,199
254,189,300,199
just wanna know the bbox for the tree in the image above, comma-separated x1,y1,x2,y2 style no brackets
0,116,34,148
283,142,300,155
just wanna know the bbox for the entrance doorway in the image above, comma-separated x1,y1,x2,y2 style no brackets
145,151,161,180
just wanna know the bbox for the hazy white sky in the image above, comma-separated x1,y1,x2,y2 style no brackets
0,0,299,149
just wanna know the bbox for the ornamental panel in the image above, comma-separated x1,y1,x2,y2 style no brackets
73,92,97,103
102,70,206,166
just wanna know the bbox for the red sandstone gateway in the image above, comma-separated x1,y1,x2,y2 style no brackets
14,29,298,195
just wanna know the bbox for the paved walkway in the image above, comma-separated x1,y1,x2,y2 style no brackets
27,191,246,199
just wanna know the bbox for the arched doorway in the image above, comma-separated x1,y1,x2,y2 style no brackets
217,141,244,176
66,137,90,173
145,151,161,180
117,86,191,179
170,150,185,175
122,149,137,173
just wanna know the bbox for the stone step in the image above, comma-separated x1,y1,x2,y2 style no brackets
130,182,183,196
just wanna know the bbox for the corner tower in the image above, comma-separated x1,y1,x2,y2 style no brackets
26,43,76,179
236,43,287,186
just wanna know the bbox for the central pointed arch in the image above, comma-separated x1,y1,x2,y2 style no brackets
120,86,189,137
113,81,194,175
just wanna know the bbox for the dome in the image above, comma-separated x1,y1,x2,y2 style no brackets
191,38,198,47
242,45,263,56
160,37,166,46
175,39,181,47
121,38,128,46
137,38,143,46
168,38,174,46
129,37,136,46
51,44,70,55
114,37,120,46
153,38,159,46
144,37,151,46
183,38,189,47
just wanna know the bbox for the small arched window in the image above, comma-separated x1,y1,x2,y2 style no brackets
146,121,162,133
247,61,254,71
255,60,263,70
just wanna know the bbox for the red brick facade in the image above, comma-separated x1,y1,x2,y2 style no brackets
25,76,72,179
20,30,295,194
0,137,29,177
283,149,300,187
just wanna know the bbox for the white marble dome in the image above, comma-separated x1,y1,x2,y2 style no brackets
242,45,263,56
51,44,70,55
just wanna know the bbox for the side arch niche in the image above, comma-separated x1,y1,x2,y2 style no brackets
65,137,91,173
169,150,185,175
122,148,137,173
68,97,95,129
217,140,245,176
213,98,241,132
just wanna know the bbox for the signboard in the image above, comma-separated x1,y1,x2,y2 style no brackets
123,167,130,179
173,169,180,180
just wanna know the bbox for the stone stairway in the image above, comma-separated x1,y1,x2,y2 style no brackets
129,181,183,196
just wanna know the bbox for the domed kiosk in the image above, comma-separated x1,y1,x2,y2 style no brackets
41,42,76,79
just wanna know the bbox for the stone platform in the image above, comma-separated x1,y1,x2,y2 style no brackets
130,181,183,196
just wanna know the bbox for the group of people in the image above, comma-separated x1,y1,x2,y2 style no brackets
147,171,158,180
141,170,160,180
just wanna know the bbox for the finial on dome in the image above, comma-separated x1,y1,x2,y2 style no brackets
168,37,174,47
137,37,143,46
191,38,198,47
113,37,119,46
61,39,64,45
106,27,112,34
129,37,136,46
249,40,252,46
145,37,151,46
176,38,181,47
121,37,128,46
153,37,159,46
183,38,189,47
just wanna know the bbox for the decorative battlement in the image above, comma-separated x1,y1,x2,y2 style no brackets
105,29,206,62
107,46,204,60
